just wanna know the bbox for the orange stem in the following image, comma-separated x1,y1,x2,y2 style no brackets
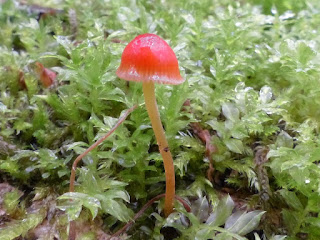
142,82,175,217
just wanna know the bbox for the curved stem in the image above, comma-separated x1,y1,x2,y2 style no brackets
142,81,175,217
68,105,137,240
108,194,191,240
69,105,137,193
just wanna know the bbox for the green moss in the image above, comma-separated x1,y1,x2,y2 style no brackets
1,0,320,239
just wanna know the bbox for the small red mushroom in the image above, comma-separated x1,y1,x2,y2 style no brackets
116,33,184,216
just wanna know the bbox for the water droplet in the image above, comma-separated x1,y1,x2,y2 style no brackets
260,86,273,104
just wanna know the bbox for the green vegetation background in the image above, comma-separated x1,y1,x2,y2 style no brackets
0,0,320,239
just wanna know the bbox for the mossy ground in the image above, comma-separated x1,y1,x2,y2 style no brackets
0,0,320,239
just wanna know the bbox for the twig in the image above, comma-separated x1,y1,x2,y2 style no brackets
68,105,137,240
69,105,137,193
182,99,217,182
254,146,271,205
68,9,78,40
17,1,64,16
108,194,191,240
190,122,217,182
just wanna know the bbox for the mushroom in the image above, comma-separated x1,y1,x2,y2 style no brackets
116,33,184,216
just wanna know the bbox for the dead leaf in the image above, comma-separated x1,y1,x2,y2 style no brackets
35,62,57,88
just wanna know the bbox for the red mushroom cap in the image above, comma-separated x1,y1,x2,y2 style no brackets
116,33,184,85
